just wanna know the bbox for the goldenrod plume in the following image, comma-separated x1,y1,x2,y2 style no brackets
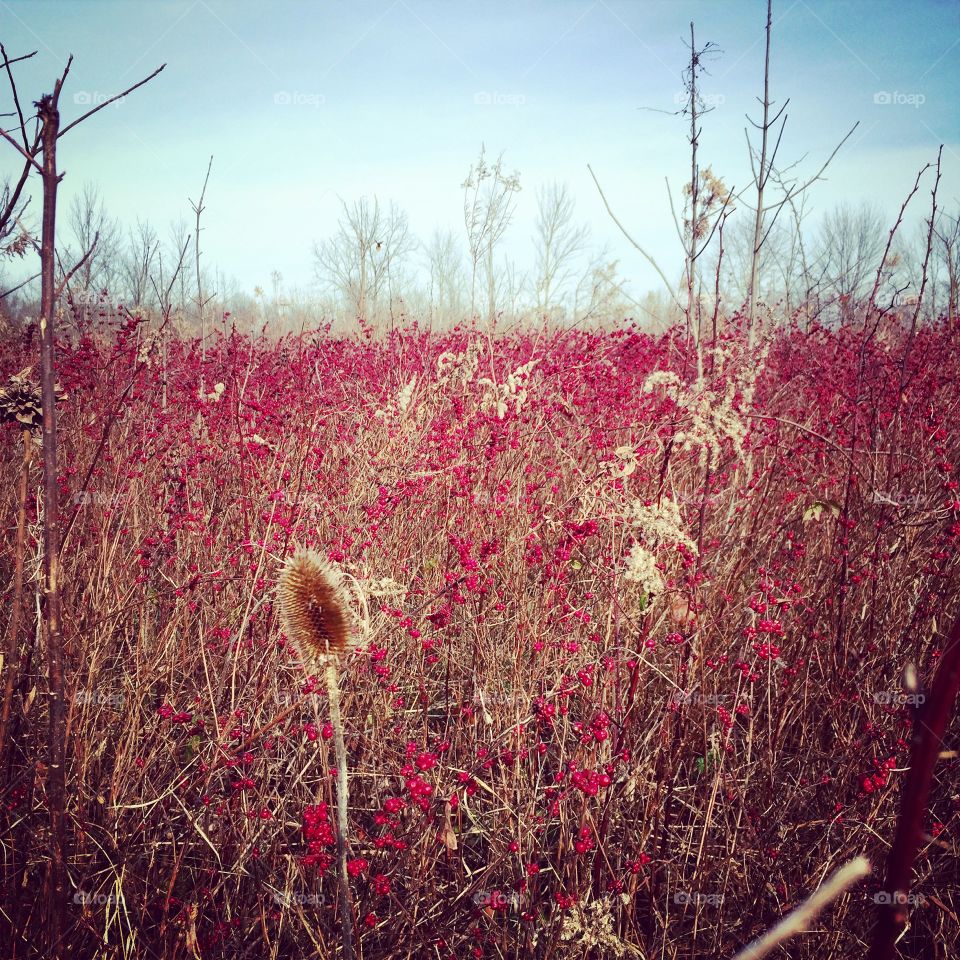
277,549,354,671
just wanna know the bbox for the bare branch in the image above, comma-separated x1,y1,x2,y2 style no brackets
588,163,682,311
49,53,74,108
869,606,960,960
0,270,40,299
0,48,37,71
55,228,100,299
58,63,166,137
1,42,35,150
151,232,192,309
866,155,934,309
664,177,686,248
0,126,41,172
774,121,860,206
734,857,871,960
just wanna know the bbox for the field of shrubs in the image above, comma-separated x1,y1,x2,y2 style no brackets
1,308,958,958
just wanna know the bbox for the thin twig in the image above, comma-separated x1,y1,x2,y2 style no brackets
57,63,166,137
587,163,682,312
733,856,871,960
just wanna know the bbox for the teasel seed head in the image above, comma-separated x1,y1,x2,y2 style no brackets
277,549,355,672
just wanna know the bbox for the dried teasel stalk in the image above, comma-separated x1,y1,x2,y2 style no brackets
277,549,355,669
277,548,357,959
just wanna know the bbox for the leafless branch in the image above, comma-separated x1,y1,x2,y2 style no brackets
866,155,935,310
58,63,166,137
0,48,37,71
588,163,682,311
151,233,192,310
55,229,100,298
1,42,36,150
0,270,40,299
0,126,41,172
734,857,871,960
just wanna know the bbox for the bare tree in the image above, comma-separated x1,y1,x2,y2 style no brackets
0,184,36,303
707,212,798,309
738,0,859,342
588,27,727,336
462,145,521,325
165,215,192,321
1,174,33,261
313,196,413,327
63,181,119,303
664,21,734,368
932,206,959,324
422,228,465,328
496,256,526,324
189,156,213,377
120,217,159,308
574,256,634,326
810,202,887,314
0,46,164,956
0,46,38,259
533,181,589,318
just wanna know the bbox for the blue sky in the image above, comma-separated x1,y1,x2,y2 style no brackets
2,0,957,299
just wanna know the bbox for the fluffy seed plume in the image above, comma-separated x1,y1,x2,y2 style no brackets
278,549,354,671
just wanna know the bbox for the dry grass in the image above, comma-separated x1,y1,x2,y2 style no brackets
0,313,958,959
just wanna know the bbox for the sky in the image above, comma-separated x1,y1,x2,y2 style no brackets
1,0,958,302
